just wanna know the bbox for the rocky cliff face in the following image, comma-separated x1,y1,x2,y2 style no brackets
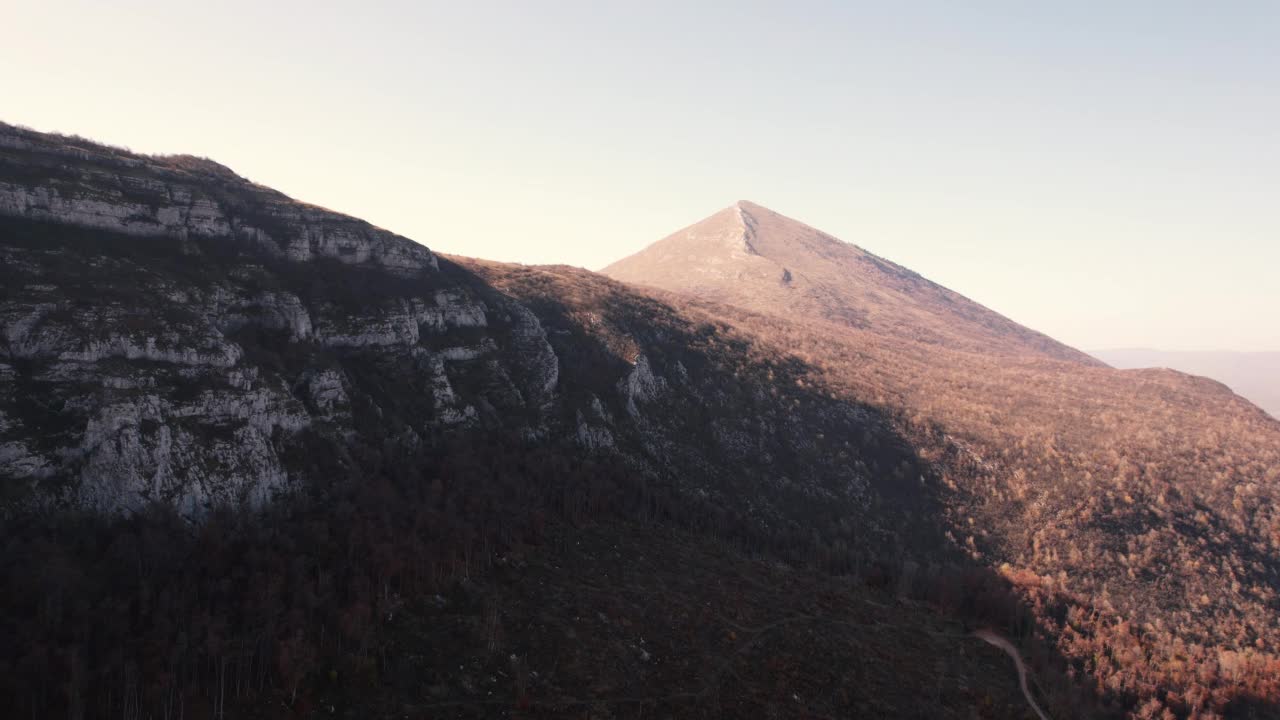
0,124,926,550
0,213,479,515
0,123,437,274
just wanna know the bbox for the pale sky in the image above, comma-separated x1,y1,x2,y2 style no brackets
4,1,1277,351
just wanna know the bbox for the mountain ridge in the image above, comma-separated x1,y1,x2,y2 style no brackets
1092,347,1280,418
0,120,437,275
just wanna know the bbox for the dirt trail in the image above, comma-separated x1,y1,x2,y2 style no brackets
972,629,1050,720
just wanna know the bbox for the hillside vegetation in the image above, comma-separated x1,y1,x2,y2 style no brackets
596,202,1280,719
2,124,1278,719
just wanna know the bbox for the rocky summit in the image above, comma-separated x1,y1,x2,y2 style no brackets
603,200,1099,362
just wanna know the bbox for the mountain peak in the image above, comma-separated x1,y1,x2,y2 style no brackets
603,203,1098,364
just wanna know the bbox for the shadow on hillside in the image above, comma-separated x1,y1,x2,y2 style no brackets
440,258,1166,719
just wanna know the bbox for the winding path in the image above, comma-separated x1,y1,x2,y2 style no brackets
972,629,1051,720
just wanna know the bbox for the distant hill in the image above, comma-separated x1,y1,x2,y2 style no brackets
603,200,1099,364
1093,348,1279,418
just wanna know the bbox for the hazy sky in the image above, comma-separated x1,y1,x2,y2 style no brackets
4,1,1277,351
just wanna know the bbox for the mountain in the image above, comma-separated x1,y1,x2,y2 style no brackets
1093,348,1280,418
3,122,1280,719
0,122,1042,718
603,200,1098,363
604,201,1280,717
